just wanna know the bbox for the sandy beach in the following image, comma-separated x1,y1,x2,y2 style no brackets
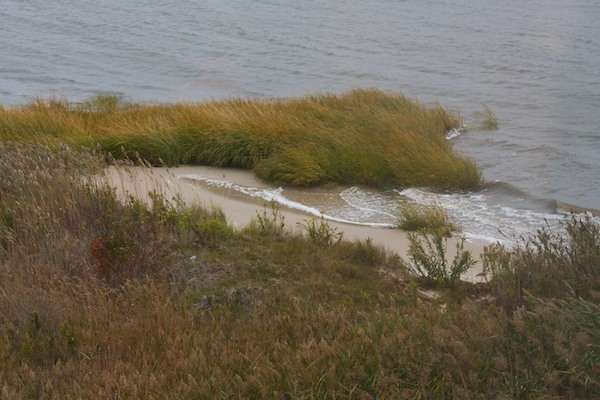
103,165,488,281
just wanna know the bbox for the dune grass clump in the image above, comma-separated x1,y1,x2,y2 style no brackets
396,201,460,236
1,143,598,398
0,89,482,190
244,201,287,238
471,104,499,131
483,215,600,312
297,214,344,246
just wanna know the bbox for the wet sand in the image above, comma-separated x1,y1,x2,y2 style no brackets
103,165,488,281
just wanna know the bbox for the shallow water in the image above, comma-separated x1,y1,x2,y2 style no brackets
2,0,600,232
180,173,600,245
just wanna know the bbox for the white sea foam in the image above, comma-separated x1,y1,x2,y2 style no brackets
178,173,597,244
339,187,399,221
397,188,566,245
445,128,464,140
179,175,393,227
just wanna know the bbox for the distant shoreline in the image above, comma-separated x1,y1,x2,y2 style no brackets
555,200,600,218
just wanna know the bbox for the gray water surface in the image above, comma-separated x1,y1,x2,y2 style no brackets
2,0,600,211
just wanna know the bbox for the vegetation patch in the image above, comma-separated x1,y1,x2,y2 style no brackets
0,89,482,190
297,214,344,246
471,104,499,131
0,141,598,397
396,201,460,236
404,229,476,288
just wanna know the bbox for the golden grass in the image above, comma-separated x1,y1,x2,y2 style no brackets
0,89,482,190
471,104,499,131
396,202,460,236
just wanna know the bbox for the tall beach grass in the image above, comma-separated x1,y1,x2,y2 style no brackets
396,201,460,236
0,89,482,190
473,104,499,131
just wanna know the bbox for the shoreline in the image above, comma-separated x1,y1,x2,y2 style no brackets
103,165,488,282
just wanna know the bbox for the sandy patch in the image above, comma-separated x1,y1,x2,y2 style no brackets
103,165,488,282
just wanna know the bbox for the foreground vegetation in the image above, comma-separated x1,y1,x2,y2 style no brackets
0,89,481,190
0,143,598,399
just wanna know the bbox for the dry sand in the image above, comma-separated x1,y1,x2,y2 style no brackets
103,165,488,281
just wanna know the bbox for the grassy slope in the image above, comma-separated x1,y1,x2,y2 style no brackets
0,89,481,190
0,144,598,399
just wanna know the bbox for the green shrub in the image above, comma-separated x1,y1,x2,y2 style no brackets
404,230,476,286
297,214,344,246
244,202,286,238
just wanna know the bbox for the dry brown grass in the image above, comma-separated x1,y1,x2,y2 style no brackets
0,144,598,398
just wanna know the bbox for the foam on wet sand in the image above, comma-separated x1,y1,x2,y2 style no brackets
103,165,488,282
